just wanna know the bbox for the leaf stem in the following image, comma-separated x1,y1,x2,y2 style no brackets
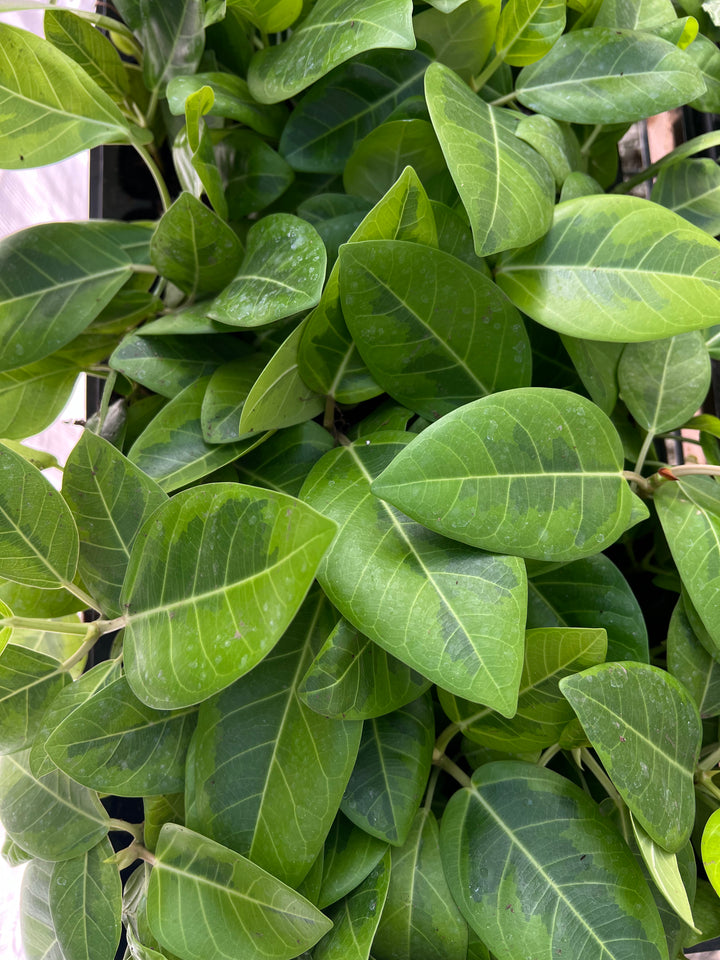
96,371,117,436
1,615,88,636
580,123,604,157
580,747,624,813
471,51,505,93
633,430,656,476
489,90,518,107
131,264,159,275
434,722,463,756
613,130,720,194
622,470,653,495
134,144,171,213
61,581,99,611
655,463,720,479
432,748,472,789
109,818,143,842
423,766,441,812
537,743,561,767
699,742,720,772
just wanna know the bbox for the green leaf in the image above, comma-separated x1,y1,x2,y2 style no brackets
593,0,676,28
631,814,698,933
413,1,499,82
440,761,668,960
0,222,133,372
62,431,167,616
559,337,621,416
209,214,326,327
339,239,530,420
373,808,468,960
49,837,122,960
43,9,129,103
20,859,64,960
186,589,361,886
527,554,649,662
0,441,79,589
702,808,720,900
280,48,430,173
425,62,554,256
144,793,185,853
495,0,566,66
200,354,269,444
247,0,416,105
127,378,266,492
0,749,109,861
651,157,720,236
122,482,337,708
439,627,608,753
0,354,81,440
45,675,196,797
618,332,711,435
0,597,10,658
110,333,238,399
299,617,432,720
228,0,302,31
317,813,389,909
167,72,287,137
495,194,720,342
300,434,527,715
667,598,720,718
139,0,205,96
341,693,434,845
430,200,488,274
216,129,295,218
0,645,70,754
560,170,604,202
515,27,706,123
150,193,243,298
314,850,391,960
235,421,334,496
0,22,147,169
372,388,638,562
515,114,580,190
560,662,702,851
685,31,720,112
147,823,332,960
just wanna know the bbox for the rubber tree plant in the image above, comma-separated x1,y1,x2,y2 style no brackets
8,0,720,958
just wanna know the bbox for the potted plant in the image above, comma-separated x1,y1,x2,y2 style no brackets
4,1,720,958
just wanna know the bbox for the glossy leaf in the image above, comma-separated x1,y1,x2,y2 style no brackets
560,662,702,851
651,158,720,236
235,420,334,496
228,0,302,31
139,0,205,96
280,48,430,173
339,240,530,420
618,332,711,435
150,193,243,297
299,617,432,720
0,749,109,861
49,837,122,960
200,354,269,443
515,28,706,123
0,22,147,169
425,61,554,256
147,823,333,960
209,214,326,327
631,814,698,932
43,9,129,103
143,793,185,854
314,850,391,960
495,194,720,342
0,645,69,754
373,808,467,960
515,114,581,190
20,859,63,960
0,354,81,440
702,808,720,900
341,694,433,846
413,1,499,81
247,0,416,105
62,431,167,616
440,761,668,960
667,598,720,718
167,71,287,137
301,434,527,715
186,589,362,886
593,0,676,28
372,388,639,562
122,482,337,708
317,813,389,909
216,129,295,219
495,0,566,67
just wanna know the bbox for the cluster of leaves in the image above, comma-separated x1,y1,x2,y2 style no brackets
8,0,720,958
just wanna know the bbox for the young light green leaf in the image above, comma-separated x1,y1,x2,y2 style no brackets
43,9,130,103
0,354,81,440
338,240,530,421
209,214,326,327
235,421,334,497
372,388,639,562
317,813,389,909
300,434,527,716
0,22,148,169
20,859,63,960
0,645,69,754
618,332,711,435
702,808,720,900
515,114,580,189
341,693,434,845
440,762,668,960
495,195,720,342
228,0,301,31
123,482,337,708
167,72,287,137
495,0,566,67
138,0,205,96
413,0,499,82
314,850,391,960
373,808,468,960
110,333,238,398
150,193,244,297
560,170,604,202
651,158,720,235
49,837,122,960
686,31,720,112
425,62,554,256
631,813,698,933
0,749,109,861
667,598,720,718
247,0,415,105
147,823,333,960
560,662,702,851
186,589,362,886
299,617,432,720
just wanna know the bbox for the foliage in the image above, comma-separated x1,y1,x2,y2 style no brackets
5,1,720,959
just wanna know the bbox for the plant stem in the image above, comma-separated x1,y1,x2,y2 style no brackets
109,818,143,842
97,371,117,435
472,52,505,93
131,264,159,275
537,743,561,767
489,90,518,107
61,581,99,611
613,130,720,194
432,748,472,789
622,470,653,495
580,747,624,812
423,766,441,812
1,615,89,635
633,430,655,476
435,722,463,757
580,123,604,156
699,742,720,771
134,144,171,212
656,463,720,479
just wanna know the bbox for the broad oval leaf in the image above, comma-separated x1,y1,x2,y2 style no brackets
200,354,269,444
216,129,295,219
560,662,702,851
413,0,499,82
593,0,676,29
495,194,720,342
246,0,416,105
440,761,668,960
43,9,130,103
371,388,638,562
314,850,391,960
317,813,389,909
495,0,566,67
338,239,530,420
300,434,527,716
651,158,720,236
186,589,362,887
667,598,720,718
425,61,554,256
0,354,81,440
138,0,205,97
228,0,302,32
515,28,706,123
122,482,337,708
0,645,69,754
20,859,64,960
235,420,335,497
147,823,332,960
209,214,326,327
167,72,287,137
